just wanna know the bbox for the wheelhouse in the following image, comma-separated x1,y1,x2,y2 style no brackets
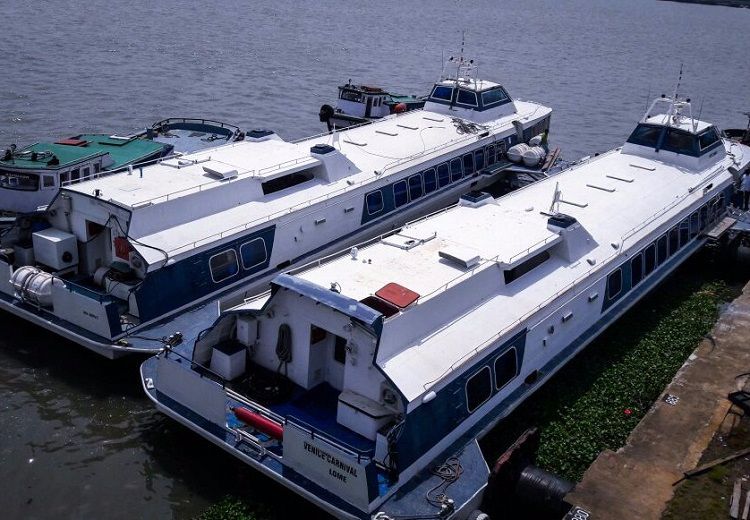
427,82,512,112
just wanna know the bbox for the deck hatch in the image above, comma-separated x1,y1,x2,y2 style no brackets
55,138,88,147
203,162,238,180
375,282,420,309
439,246,481,269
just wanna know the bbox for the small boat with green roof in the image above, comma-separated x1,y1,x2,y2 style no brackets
0,118,244,214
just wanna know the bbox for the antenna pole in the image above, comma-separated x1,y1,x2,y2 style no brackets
673,63,683,101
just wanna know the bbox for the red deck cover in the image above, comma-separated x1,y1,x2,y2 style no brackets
55,138,88,146
375,282,420,309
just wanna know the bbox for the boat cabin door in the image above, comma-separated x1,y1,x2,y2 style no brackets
309,325,347,390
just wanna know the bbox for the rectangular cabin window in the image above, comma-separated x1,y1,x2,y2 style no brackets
698,127,721,153
262,170,315,196
462,153,474,176
699,206,708,230
430,85,453,101
494,347,518,390
240,238,267,270
626,124,663,149
504,250,550,285
607,269,623,299
450,159,462,182
657,236,668,265
209,249,239,283
474,149,485,171
689,212,700,238
668,227,679,256
42,175,55,188
631,253,643,288
481,87,510,107
457,89,478,107
487,145,496,166
662,129,698,156
334,336,347,364
366,190,384,215
466,366,492,413
393,180,408,207
423,168,437,193
0,171,40,191
60,172,69,185
408,174,423,200
82,167,90,180
71,168,80,182
94,163,101,174
644,244,656,276
495,142,507,162
679,219,690,246
437,164,450,188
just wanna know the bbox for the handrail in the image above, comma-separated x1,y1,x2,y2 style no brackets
151,117,243,134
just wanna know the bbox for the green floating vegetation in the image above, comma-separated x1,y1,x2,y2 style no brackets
196,496,260,520
505,275,733,482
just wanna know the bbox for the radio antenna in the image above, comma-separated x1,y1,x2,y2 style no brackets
673,63,683,101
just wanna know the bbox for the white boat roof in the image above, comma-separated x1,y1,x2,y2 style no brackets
292,137,750,402
61,98,549,265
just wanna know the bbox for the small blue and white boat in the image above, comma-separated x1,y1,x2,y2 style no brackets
0,59,552,358
141,95,750,519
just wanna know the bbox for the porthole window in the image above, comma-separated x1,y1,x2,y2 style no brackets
607,269,622,300
423,168,437,193
408,174,423,200
209,249,239,283
366,190,384,215
240,238,267,270
466,366,492,413
631,254,643,288
393,180,408,207
437,164,451,188
494,348,518,390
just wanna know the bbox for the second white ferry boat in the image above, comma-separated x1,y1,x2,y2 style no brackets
141,96,750,519
0,58,552,358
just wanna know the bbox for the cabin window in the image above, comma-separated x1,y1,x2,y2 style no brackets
240,238,267,270
94,163,101,174
699,206,708,230
42,175,55,188
631,254,643,288
209,249,239,283
662,129,697,156
644,244,656,276
657,236,668,265
474,149,485,171
495,142,507,162
679,219,690,246
450,158,463,182
71,168,80,182
504,250,550,285
437,164,450,188
607,269,623,299
82,167,91,180
668,227,679,255
366,190,384,215
60,172,69,185
698,127,721,152
334,336,347,364
393,180,408,207
466,366,492,413
423,168,437,193
487,145,496,166
430,85,453,101
340,89,362,102
481,88,510,107
262,170,315,196
0,170,40,191
626,124,662,149
494,348,518,390
408,174,423,200
463,153,474,176
457,89,478,107
689,211,700,238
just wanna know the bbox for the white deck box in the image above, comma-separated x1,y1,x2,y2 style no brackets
210,342,246,381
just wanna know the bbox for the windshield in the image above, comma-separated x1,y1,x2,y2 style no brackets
0,170,39,191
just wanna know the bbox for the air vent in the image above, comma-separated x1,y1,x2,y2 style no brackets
310,144,336,155
247,128,275,140
202,162,238,180
438,246,481,269
547,213,578,229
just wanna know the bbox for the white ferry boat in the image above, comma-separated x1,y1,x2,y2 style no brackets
140,96,750,519
0,61,552,358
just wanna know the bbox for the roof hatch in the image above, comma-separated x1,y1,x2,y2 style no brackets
202,162,238,180
375,282,420,309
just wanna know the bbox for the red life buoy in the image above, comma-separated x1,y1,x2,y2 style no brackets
394,102,408,113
